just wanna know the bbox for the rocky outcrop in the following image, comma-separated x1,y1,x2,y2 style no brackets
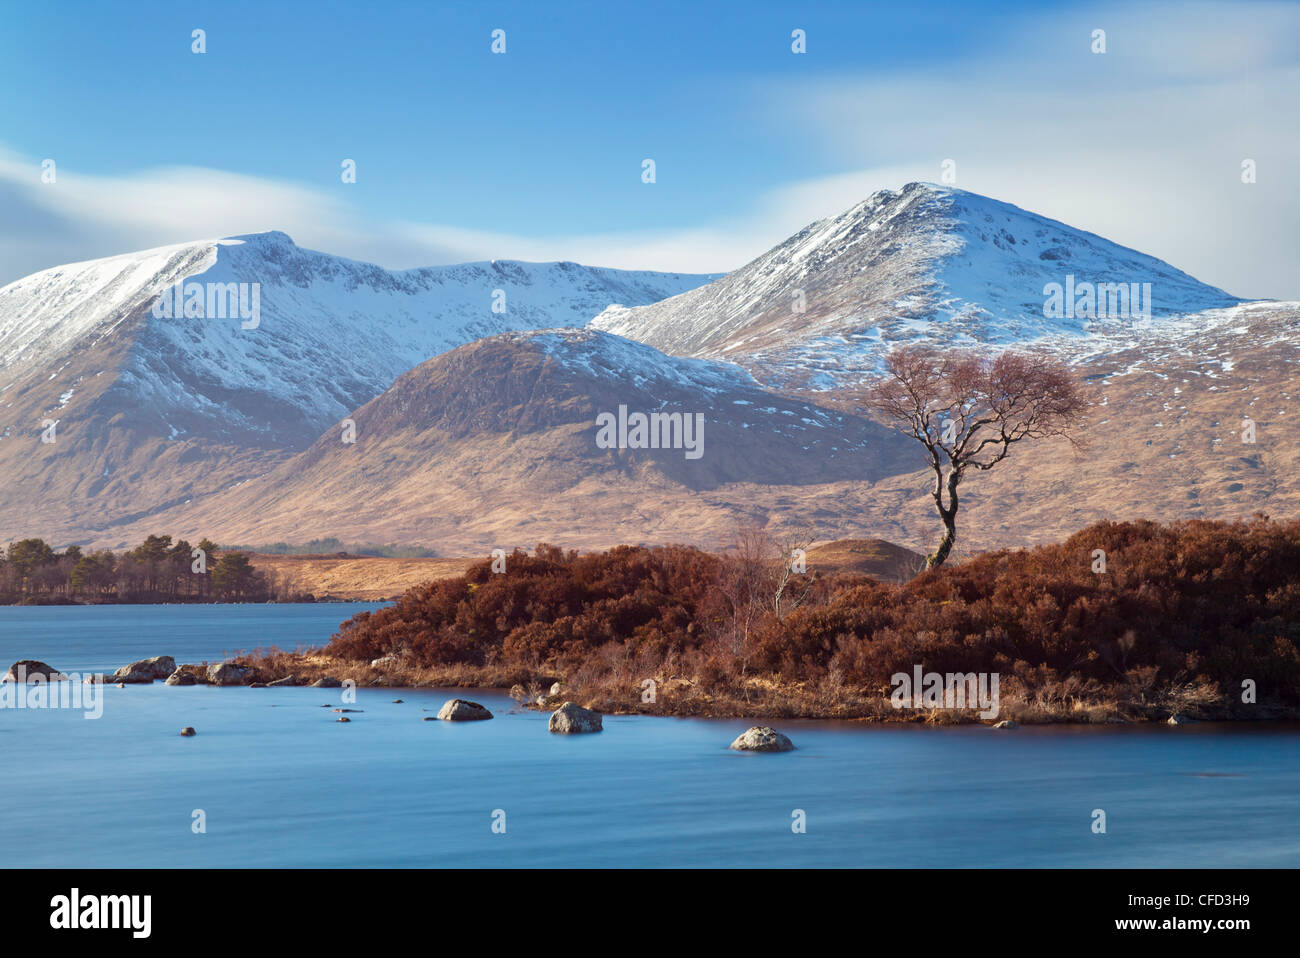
111,669,155,685
436,699,494,721
207,662,252,686
165,670,197,686
5,660,66,682
113,656,176,683
548,702,603,734
310,676,342,688
267,675,298,687
729,727,795,752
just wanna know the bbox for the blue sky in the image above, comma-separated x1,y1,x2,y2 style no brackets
2,0,1298,296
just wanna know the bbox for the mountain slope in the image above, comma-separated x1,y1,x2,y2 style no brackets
0,235,716,543
76,301,1300,556
591,182,1246,387
99,329,920,551
0,231,717,448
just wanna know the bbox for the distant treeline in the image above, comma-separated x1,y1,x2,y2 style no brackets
221,537,437,558
0,535,309,604
323,517,1300,721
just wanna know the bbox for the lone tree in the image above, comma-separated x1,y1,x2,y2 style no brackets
865,346,1088,569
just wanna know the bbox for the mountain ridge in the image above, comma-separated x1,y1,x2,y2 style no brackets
591,181,1251,388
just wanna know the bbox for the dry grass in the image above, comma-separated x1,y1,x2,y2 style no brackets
229,648,1264,724
246,554,475,601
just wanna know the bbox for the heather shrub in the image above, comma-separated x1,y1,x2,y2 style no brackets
325,518,1300,712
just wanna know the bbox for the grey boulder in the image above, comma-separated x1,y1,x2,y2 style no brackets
548,702,603,734
114,656,176,682
436,699,494,721
207,662,252,686
729,727,795,752
5,660,66,683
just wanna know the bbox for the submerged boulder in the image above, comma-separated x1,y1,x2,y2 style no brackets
548,702,603,734
436,699,494,721
5,660,66,683
729,727,795,752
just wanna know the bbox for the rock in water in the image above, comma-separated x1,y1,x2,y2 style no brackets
4,660,66,683
337,716,351,723
267,675,298,687
179,727,196,737
310,676,342,688
1167,714,1196,726
729,727,795,752
993,720,1019,729
548,702,603,734
114,656,176,682
207,662,252,686
165,670,197,686
436,699,494,721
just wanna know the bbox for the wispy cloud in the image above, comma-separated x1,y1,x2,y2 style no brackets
763,0,1300,299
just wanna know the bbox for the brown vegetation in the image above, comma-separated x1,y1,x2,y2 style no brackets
241,517,1300,723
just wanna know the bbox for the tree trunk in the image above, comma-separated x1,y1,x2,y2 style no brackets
926,468,962,569
927,513,957,568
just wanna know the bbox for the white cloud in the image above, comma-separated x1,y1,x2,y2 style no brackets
762,0,1300,299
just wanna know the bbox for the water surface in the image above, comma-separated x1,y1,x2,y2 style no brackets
2,605,1297,867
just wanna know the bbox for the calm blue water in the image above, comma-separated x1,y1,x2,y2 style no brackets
2,605,1298,867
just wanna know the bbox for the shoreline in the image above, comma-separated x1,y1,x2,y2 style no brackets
9,651,1299,726
222,652,1299,726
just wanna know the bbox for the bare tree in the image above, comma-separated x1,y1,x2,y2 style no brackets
865,346,1088,569
770,526,818,619
714,523,821,676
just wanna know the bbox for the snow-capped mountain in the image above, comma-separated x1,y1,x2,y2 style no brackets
0,231,717,447
95,328,918,551
591,182,1248,387
0,234,716,545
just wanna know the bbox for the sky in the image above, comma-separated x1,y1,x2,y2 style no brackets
1,0,1297,298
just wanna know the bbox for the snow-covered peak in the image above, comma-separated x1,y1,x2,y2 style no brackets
0,233,718,446
591,182,1251,387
